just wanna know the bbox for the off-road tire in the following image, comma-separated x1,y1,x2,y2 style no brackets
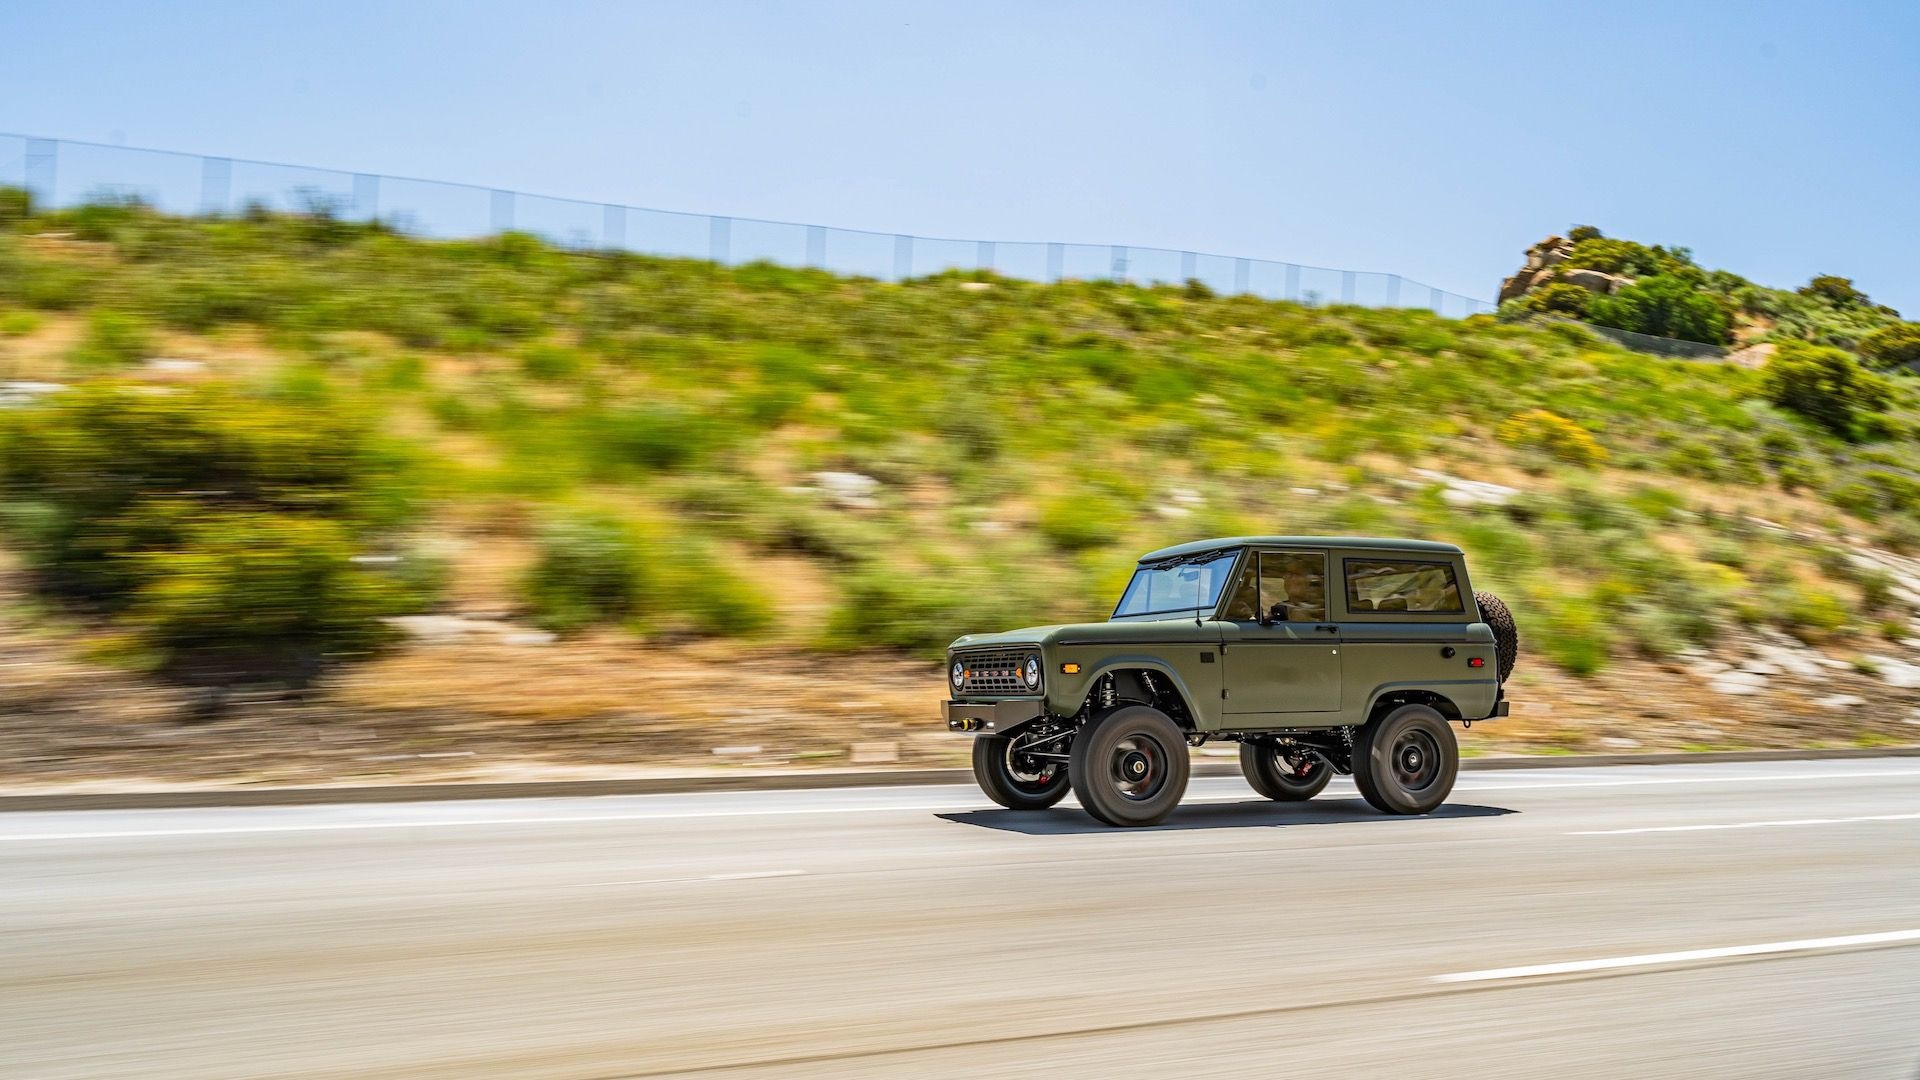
1239,742,1334,801
972,733,1071,811
1068,705,1190,827
1475,590,1519,683
1352,703,1459,815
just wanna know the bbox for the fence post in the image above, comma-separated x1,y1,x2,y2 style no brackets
1430,286,1443,313
1284,263,1300,301
24,137,56,208
1180,251,1196,282
1110,245,1128,282
352,174,380,223
709,216,731,265
806,225,827,268
199,157,231,215
1341,270,1356,305
1046,242,1064,282
893,234,913,281
490,190,514,233
602,205,627,250
976,240,994,272
1233,258,1250,295
1386,274,1401,307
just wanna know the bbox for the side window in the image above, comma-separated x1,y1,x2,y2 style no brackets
1259,552,1328,622
1344,559,1464,614
1221,559,1260,621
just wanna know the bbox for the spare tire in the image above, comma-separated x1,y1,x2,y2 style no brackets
1475,591,1519,683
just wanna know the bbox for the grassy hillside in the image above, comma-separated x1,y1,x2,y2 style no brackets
4,193,1920,717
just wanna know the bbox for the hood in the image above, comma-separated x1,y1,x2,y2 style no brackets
948,615,1203,652
947,624,1074,652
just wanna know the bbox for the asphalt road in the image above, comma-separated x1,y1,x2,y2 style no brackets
5,757,1920,1079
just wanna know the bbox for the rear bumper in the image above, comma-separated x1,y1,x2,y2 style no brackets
943,699,1046,733
1482,699,1510,720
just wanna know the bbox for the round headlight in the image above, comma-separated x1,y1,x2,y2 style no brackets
1023,656,1041,689
950,660,966,690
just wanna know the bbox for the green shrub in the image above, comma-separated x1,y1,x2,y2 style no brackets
819,555,1055,656
1563,237,1693,278
520,342,587,381
1762,341,1892,437
1858,323,1920,370
1530,588,1610,676
1036,493,1128,552
1779,586,1852,641
126,511,402,684
0,382,421,683
1496,409,1608,466
1520,282,1594,318
1797,275,1873,309
663,542,773,637
522,511,651,633
69,310,155,368
1586,275,1733,345
588,402,731,474
0,185,32,229
0,309,42,336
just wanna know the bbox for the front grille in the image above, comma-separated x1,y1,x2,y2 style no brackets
954,648,1038,696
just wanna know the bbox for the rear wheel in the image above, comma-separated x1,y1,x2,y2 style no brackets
1068,705,1190,827
1239,742,1333,801
972,732,1071,810
1352,704,1458,815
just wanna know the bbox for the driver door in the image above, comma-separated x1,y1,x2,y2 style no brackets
1218,549,1342,716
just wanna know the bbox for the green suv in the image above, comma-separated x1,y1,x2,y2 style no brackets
942,537,1517,826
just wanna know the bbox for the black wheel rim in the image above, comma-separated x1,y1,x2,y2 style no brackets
1391,729,1440,792
1108,733,1169,801
1005,736,1060,792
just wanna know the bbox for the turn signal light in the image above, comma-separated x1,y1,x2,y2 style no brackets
1468,657,1486,668
1060,662,1081,674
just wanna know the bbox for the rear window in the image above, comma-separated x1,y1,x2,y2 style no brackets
1344,559,1463,614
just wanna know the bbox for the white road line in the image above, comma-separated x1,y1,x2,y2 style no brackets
5,767,1920,842
1573,811,1920,835
1454,769,1920,792
568,870,807,888
1433,929,1920,984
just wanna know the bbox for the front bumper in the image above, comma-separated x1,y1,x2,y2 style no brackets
942,699,1046,733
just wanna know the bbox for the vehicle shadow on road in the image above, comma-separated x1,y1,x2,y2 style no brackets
938,798,1516,835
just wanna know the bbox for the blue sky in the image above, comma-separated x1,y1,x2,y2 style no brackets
2,0,1917,311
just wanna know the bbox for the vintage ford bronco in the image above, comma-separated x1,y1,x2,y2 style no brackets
942,537,1518,826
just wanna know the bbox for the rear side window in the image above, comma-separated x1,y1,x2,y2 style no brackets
1344,559,1463,614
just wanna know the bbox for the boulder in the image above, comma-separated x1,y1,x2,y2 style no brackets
1559,267,1630,294
812,470,881,510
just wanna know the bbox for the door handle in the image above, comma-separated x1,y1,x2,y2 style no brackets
1316,624,1340,633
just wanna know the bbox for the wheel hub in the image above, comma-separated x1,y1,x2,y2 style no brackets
1391,730,1440,791
1121,750,1150,780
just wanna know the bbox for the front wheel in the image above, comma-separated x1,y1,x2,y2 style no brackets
972,732,1071,810
1068,705,1190,827
1352,704,1458,815
1239,742,1333,801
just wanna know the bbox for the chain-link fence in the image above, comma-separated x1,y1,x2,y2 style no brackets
0,133,1496,318
1528,315,1731,361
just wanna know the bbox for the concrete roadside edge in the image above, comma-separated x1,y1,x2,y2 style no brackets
4,745,1919,812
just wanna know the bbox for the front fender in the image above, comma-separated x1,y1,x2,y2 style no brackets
1047,653,1213,728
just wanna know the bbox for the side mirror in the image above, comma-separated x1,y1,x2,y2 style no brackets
1268,602,1289,623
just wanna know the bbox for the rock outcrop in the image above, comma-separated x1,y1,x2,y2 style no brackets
1498,235,1633,306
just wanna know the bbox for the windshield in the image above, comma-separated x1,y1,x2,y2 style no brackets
1111,551,1240,618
